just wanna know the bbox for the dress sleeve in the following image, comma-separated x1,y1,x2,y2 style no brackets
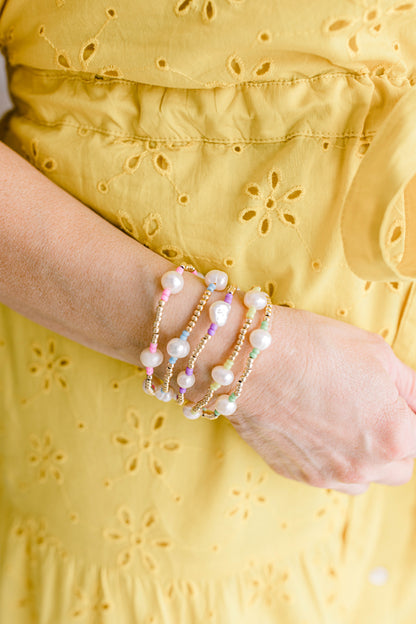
341,86,416,282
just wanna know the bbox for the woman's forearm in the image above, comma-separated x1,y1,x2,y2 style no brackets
0,142,246,379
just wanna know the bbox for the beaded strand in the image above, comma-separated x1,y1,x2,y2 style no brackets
186,287,266,419
209,295,273,419
177,284,237,408
140,263,197,396
157,269,229,401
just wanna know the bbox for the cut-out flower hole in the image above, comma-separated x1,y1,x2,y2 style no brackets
106,7,117,18
124,154,142,174
393,2,414,10
101,65,122,77
160,246,182,260
224,257,235,267
175,0,193,14
156,57,169,70
203,0,217,21
56,50,71,68
312,259,322,272
178,193,189,205
327,18,353,31
246,183,261,197
81,39,98,64
239,208,257,222
154,153,172,175
258,30,271,43
283,187,304,201
280,212,297,226
144,213,162,238
365,8,379,20
227,55,244,78
259,215,272,236
390,225,402,243
269,169,280,189
254,61,272,76
97,181,109,194
358,142,370,155
42,159,57,172
348,34,359,53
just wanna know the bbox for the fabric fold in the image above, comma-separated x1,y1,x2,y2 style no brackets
341,85,416,282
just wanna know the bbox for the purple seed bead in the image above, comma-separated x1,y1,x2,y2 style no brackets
208,324,217,336
179,387,186,394
186,367,193,375
224,293,233,304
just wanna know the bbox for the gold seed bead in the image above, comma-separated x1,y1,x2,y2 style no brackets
176,393,185,406
192,388,215,412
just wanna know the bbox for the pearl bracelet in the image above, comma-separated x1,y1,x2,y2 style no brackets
184,287,268,419
139,263,197,397
177,282,236,407
156,269,230,402
212,296,272,418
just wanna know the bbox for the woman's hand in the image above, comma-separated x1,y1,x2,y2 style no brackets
225,306,416,495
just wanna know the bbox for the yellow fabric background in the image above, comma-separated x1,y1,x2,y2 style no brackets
1,1,416,622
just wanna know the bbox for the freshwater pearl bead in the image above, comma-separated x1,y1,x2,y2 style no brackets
167,337,190,359
183,405,202,420
204,269,228,291
211,365,234,386
142,379,161,396
249,328,272,351
155,387,174,402
209,301,231,326
140,347,163,368
244,289,268,310
214,394,237,416
177,371,195,388
161,270,184,294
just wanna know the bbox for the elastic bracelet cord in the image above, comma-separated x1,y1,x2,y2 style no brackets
157,269,230,402
177,283,237,407
140,264,197,397
184,287,269,420
206,295,272,419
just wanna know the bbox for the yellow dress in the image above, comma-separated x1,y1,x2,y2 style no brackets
1,1,416,621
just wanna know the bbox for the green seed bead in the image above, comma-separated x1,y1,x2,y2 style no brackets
247,307,256,319
229,393,237,402
211,381,221,391
261,321,269,330
224,359,233,370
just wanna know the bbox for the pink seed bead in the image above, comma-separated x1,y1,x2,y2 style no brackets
176,266,184,275
162,289,171,296
161,293,169,302
146,367,153,375
149,343,157,353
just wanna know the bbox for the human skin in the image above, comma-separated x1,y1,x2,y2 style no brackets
1,141,416,496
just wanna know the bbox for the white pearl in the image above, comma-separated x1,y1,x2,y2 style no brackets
368,567,389,586
177,371,195,388
142,379,160,396
214,394,237,416
211,365,234,386
139,347,163,368
244,289,268,310
204,269,228,291
209,301,231,327
249,329,272,351
183,405,202,420
161,270,184,294
167,338,190,359
155,387,174,402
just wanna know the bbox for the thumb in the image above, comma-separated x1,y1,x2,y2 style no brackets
389,354,416,413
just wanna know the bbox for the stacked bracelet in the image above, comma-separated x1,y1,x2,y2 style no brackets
185,287,267,419
211,295,272,418
156,269,229,402
140,263,197,397
177,283,236,407
184,288,271,419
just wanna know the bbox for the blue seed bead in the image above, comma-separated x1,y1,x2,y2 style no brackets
181,330,190,338
169,356,177,364
207,283,216,292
